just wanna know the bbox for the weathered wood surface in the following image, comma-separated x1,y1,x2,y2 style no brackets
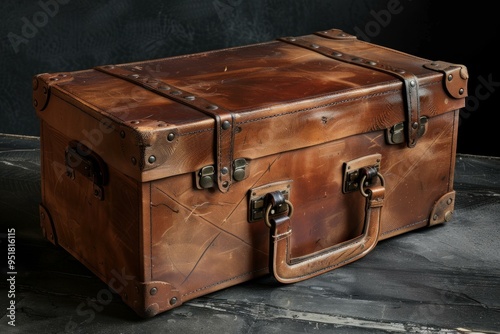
0,134,499,333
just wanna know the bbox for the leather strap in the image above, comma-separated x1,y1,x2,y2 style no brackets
94,65,234,193
278,34,421,148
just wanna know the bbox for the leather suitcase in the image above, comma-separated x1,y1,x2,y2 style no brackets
33,28,468,318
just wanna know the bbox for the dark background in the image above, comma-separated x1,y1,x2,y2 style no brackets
1,0,499,156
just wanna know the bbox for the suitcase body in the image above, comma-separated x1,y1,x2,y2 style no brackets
34,28,468,317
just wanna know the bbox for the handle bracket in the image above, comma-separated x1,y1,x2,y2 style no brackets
343,153,382,194
65,141,108,200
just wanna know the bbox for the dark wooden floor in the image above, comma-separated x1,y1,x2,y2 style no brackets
1,133,499,334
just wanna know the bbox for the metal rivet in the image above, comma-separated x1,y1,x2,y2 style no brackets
170,297,178,305
158,85,170,90
150,287,158,295
222,181,229,188
368,61,377,66
332,52,342,57
148,155,156,164
105,65,115,69
129,74,140,78
339,33,347,37
33,99,38,107
459,88,464,95
120,130,125,138
412,122,419,129
185,95,195,101
444,211,453,222
351,57,361,61
430,62,438,66
447,198,453,205
131,120,140,124
448,74,453,81
433,214,439,220
287,37,296,41
171,90,182,95
206,104,218,110
221,167,229,175
310,44,319,49
396,69,406,74
41,212,45,220
410,80,416,87
131,157,137,165
167,133,175,141
222,120,231,130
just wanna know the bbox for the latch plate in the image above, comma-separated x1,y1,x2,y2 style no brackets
386,116,428,145
343,154,382,194
248,180,292,223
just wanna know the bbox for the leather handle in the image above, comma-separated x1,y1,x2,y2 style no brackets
269,185,385,284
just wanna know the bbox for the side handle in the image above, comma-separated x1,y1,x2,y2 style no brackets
65,141,109,200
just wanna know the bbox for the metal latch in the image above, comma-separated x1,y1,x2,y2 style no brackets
65,142,108,200
386,116,428,145
233,158,248,182
248,180,292,223
196,158,249,189
343,154,382,194
197,165,216,189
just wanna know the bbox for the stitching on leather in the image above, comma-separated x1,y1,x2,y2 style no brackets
178,128,213,136
182,268,268,297
236,82,438,126
381,219,427,236
282,236,369,280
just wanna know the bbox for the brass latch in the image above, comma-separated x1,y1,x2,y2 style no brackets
386,116,428,145
196,158,249,189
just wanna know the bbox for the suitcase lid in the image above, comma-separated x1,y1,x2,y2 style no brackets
34,28,468,189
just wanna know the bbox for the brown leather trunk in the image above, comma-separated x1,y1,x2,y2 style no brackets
34,28,468,318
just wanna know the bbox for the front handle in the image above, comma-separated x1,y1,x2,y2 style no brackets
267,177,385,284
